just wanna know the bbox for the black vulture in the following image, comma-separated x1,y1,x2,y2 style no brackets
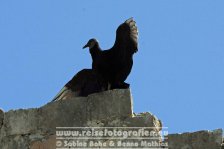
52,69,108,101
83,17,138,89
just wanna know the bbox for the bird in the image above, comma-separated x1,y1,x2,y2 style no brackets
51,18,138,101
83,17,138,89
51,69,108,101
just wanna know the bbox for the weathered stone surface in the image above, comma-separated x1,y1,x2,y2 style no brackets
167,129,223,149
0,89,162,148
0,135,30,149
2,109,39,137
1,89,133,137
125,112,162,129
30,135,56,149
1,88,222,149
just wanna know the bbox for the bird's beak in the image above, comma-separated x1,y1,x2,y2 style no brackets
83,43,89,49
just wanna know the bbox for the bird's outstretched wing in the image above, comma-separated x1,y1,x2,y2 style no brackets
51,69,108,102
112,17,138,54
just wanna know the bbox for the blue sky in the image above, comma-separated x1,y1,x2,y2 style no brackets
0,0,223,133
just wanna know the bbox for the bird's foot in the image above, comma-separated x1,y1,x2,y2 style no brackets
111,82,130,89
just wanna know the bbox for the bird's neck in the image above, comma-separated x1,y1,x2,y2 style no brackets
89,44,101,58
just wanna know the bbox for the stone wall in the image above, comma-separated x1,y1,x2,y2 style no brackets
0,89,162,149
166,129,223,149
0,89,223,149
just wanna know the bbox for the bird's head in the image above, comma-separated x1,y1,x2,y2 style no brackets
83,38,98,49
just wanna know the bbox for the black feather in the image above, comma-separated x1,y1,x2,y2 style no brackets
84,18,138,89
52,69,108,101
